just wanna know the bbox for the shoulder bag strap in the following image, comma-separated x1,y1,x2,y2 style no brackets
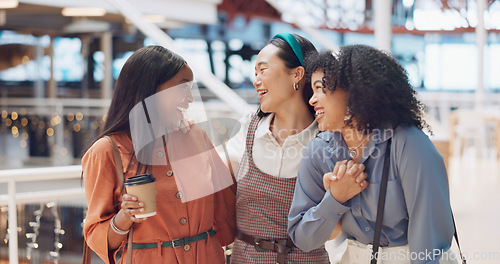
451,213,467,263
83,135,133,264
371,138,392,264
370,138,466,264
82,240,92,264
106,135,125,194
105,135,133,264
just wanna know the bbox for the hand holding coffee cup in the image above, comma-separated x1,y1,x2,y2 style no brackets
124,174,157,218
120,194,148,223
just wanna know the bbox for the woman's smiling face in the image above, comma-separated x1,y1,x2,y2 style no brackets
253,44,297,113
155,64,194,128
309,70,349,132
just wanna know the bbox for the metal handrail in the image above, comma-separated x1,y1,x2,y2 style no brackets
0,188,84,206
0,165,82,182
0,165,83,264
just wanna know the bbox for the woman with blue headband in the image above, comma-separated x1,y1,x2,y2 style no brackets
225,33,368,263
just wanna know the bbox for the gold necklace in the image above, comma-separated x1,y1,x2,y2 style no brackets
347,135,370,159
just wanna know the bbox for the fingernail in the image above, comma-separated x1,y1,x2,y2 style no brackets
360,182,364,187
139,202,144,206
139,208,144,212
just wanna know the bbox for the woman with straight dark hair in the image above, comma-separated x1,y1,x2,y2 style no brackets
82,45,235,264
225,33,368,263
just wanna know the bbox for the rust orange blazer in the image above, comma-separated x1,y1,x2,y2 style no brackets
82,127,236,264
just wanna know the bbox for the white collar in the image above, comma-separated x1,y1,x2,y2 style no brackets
254,113,319,148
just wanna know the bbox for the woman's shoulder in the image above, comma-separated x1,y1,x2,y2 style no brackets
84,132,132,158
303,131,339,156
393,125,428,143
391,126,437,159
85,137,112,157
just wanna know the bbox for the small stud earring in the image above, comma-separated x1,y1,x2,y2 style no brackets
344,109,352,122
293,83,299,91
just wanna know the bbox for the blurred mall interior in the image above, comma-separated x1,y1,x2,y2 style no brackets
0,0,499,263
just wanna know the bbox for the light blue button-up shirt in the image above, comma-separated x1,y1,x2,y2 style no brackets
288,126,455,263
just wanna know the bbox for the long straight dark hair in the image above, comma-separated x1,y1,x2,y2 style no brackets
257,33,318,118
84,45,186,174
99,45,186,139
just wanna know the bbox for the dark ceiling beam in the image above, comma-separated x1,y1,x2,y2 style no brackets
218,0,281,23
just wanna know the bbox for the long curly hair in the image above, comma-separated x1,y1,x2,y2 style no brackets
305,45,429,133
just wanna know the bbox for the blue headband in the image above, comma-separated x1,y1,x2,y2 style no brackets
273,33,304,67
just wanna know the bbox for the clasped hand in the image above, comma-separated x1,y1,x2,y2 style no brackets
323,160,369,204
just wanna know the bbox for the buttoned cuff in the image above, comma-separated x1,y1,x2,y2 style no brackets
316,188,350,219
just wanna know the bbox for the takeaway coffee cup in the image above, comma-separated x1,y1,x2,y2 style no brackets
124,174,157,218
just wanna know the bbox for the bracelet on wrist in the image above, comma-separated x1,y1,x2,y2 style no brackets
110,214,130,235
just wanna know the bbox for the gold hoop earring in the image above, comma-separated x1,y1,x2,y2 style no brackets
293,83,299,91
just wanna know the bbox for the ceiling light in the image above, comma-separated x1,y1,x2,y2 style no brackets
62,7,106,17
63,19,111,33
143,15,167,24
0,0,18,9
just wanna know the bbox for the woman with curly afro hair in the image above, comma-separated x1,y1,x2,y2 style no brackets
288,45,460,263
